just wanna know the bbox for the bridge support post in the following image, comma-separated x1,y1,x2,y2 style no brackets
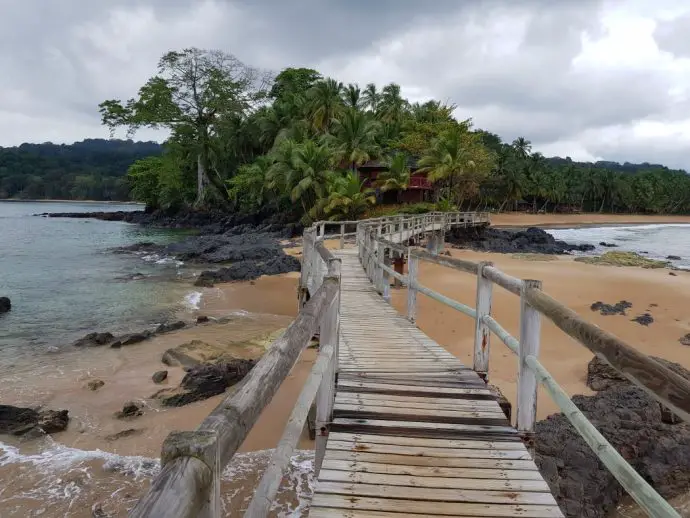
339,223,345,249
473,261,494,379
517,279,542,438
407,251,418,323
382,252,391,303
315,272,340,475
376,241,385,294
393,255,404,288
426,230,445,255
299,228,317,311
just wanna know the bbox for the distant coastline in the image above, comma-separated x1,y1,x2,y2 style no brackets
0,198,143,205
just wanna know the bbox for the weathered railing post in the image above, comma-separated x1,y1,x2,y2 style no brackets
407,250,419,323
473,261,494,380
517,279,542,438
339,223,345,249
299,227,317,310
382,252,391,303
315,267,341,474
376,241,385,294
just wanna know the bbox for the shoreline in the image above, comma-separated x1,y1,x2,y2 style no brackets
0,198,142,204
490,212,690,228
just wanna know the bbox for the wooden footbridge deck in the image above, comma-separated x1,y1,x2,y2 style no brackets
309,247,561,517
132,212,690,518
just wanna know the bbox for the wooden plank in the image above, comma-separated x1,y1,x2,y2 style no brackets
338,380,493,398
332,418,516,438
325,441,531,460
333,404,507,424
314,481,557,504
309,508,561,518
328,432,524,449
317,469,550,492
321,459,541,480
334,395,503,411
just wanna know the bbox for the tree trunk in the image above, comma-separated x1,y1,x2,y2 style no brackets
195,153,207,207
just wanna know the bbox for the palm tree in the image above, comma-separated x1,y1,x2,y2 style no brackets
306,78,344,133
379,83,407,123
318,171,376,221
342,83,363,110
496,148,524,211
512,137,532,160
286,140,338,219
375,153,410,202
417,126,480,205
362,83,380,112
331,109,381,172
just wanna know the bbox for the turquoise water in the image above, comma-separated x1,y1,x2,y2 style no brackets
0,201,191,363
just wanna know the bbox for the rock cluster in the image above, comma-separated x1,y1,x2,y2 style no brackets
0,405,69,436
448,227,595,254
72,321,187,348
0,296,10,313
535,356,690,517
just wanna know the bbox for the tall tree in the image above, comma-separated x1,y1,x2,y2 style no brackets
342,84,364,110
99,48,270,207
362,83,381,112
376,153,411,201
331,109,381,171
306,78,344,133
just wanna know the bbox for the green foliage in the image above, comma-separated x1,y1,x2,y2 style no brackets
0,139,160,200
127,154,188,211
87,47,690,219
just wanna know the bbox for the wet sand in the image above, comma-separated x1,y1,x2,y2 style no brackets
491,211,690,228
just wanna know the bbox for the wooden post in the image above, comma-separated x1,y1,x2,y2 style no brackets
393,255,405,288
315,276,340,474
473,261,494,379
376,241,385,294
517,279,542,436
130,430,220,518
299,228,316,310
407,251,419,323
339,223,345,249
383,253,391,303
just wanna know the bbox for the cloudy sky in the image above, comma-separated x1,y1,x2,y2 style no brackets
1,0,690,169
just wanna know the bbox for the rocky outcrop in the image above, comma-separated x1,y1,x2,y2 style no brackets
0,296,10,313
152,370,168,384
156,359,255,407
115,402,143,419
72,321,187,348
631,313,654,326
447,227,594,255
680,334,690,346
590,300,632,316
195,255,301,286
599,242,618,247
0,405,69,436
73,332,115,347
161,340,227,368
535,385,690,517
86,379,105,391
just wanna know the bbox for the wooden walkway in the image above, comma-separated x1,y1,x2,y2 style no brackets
309,249,564,517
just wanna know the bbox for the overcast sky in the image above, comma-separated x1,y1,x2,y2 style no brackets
2,0,690,169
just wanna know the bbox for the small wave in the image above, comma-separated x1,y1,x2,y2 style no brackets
141,253,183,267
184,291,203,310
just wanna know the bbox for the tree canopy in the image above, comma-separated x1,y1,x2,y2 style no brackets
6,48,690,218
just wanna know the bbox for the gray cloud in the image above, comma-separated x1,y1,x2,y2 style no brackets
0,0,688,170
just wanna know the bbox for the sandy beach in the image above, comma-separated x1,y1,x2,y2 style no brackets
491,211,690,228
3,213,690,516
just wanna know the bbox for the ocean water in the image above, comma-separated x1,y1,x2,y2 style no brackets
547,224,690,269
0,201,193,364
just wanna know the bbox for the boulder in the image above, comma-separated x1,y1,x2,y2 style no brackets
679,334,690,346
86,379,105,391
535,386,690,517
447,226,594,255
152,370,168,384
162,340,227,368
667,255,682,260
590,300,632,316
631,313,654,326
115,401,143,419
155,321,186,334
0,296,10,313
158,359,255,407
0,405,69,436
196,315,210,324
73,332,115,347
105,428,143,441
599,242,618,247
194,255,301,287
586,355,690,423
110,331,152,348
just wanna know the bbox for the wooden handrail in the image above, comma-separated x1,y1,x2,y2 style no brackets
130,277,339,518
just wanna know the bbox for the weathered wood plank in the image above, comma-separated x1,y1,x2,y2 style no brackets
317,469,550,492
314,481,558,504
321,459,541,480
325,441,531,460
333,404,507,424
328,432,525,449
324,449,539,470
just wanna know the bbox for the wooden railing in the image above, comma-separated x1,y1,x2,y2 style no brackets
130,237,342,518
358,214,690,518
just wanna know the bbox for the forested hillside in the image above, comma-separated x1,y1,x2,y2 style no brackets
0,139,162,200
